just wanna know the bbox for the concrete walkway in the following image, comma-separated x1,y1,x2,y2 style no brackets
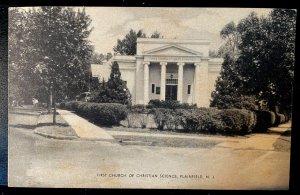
107,130,244,142
57,109,114,141
268,121,291,133
216,134,281,150
216,121,291,150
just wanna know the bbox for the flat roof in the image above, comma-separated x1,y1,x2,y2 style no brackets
137,38,211,45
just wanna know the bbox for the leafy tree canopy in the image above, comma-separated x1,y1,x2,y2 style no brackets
9,7,94,123
211,9,296,114
113,29,162,55
90,61,131,105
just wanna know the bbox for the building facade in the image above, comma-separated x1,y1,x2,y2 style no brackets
91,38,223,107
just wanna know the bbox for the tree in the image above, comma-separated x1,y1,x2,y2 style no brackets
9,7,93,124
90,52,105,64
211,21,252,109
211,9,296,114
113,29,162,55
9,8,44,105
237,10,296,113
210,54,257,110
90,52,113,64
218,21,240,58
150,31,161,38
90,61,131,105
106,52,113,61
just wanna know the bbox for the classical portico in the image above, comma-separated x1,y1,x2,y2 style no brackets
141,58,210,106
92,38,223,107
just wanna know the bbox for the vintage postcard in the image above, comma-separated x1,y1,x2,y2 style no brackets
7,7,295,189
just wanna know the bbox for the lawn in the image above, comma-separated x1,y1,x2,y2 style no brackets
112,134,222,148
35,112,78,139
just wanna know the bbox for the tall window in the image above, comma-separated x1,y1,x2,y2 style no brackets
152,84,155,93
187,85,191,94
156,87,160,94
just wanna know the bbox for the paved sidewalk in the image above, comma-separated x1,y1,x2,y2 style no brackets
268,121,291,133
57,109,114,141
216,121,291,150
107,130,244,142
216,134,281,150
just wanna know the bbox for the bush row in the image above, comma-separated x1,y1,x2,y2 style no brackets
147,99,197,109
60,101,127,126
59,101,289,133
253,110,290,132
150,108,256,135
149,108,289,134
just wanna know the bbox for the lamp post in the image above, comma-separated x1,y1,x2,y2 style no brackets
48,82,53,114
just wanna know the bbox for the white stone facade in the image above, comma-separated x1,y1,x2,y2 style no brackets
92,38,223,107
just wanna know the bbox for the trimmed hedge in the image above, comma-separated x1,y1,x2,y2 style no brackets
128,104,148,114
218,109,256,134
147,99,197,109
274,113,289,126
254,110,276,132
150,107,256,134
62,101,127,126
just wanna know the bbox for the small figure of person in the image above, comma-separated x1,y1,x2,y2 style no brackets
32,98,39,107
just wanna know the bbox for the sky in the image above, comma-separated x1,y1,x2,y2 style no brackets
84,7,272,54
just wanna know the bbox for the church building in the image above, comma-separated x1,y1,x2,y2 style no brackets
91,38,223,107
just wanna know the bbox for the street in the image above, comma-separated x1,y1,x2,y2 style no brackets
8,106,290,189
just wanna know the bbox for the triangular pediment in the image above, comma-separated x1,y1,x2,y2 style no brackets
143,44,202,56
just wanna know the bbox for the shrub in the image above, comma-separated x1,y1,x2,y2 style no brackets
211,95,258,111
162,100,181,110
150,108,171,130
274,113,286,126
128,104,148,114
59,102,66,109
218,109,256,134
64,101,81,111
179,103,197,109
147,99,197,109
177,108,223,133
176,108,255,134
147,99,162,109
176,109,195,131
91,103,127,126
63,101,127,126
254,110,276,132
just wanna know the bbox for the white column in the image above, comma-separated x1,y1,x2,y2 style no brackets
143,62,150,105
160,62,167,101
177,62,184,102
194,60,209,107
200,59,209,107
194,62,201,106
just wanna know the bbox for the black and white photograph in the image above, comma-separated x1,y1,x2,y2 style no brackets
6,6,296,189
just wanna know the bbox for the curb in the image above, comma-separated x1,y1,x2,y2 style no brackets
34,129,79,140
34,111,80,140
34,112,115,142
79,137,119,143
